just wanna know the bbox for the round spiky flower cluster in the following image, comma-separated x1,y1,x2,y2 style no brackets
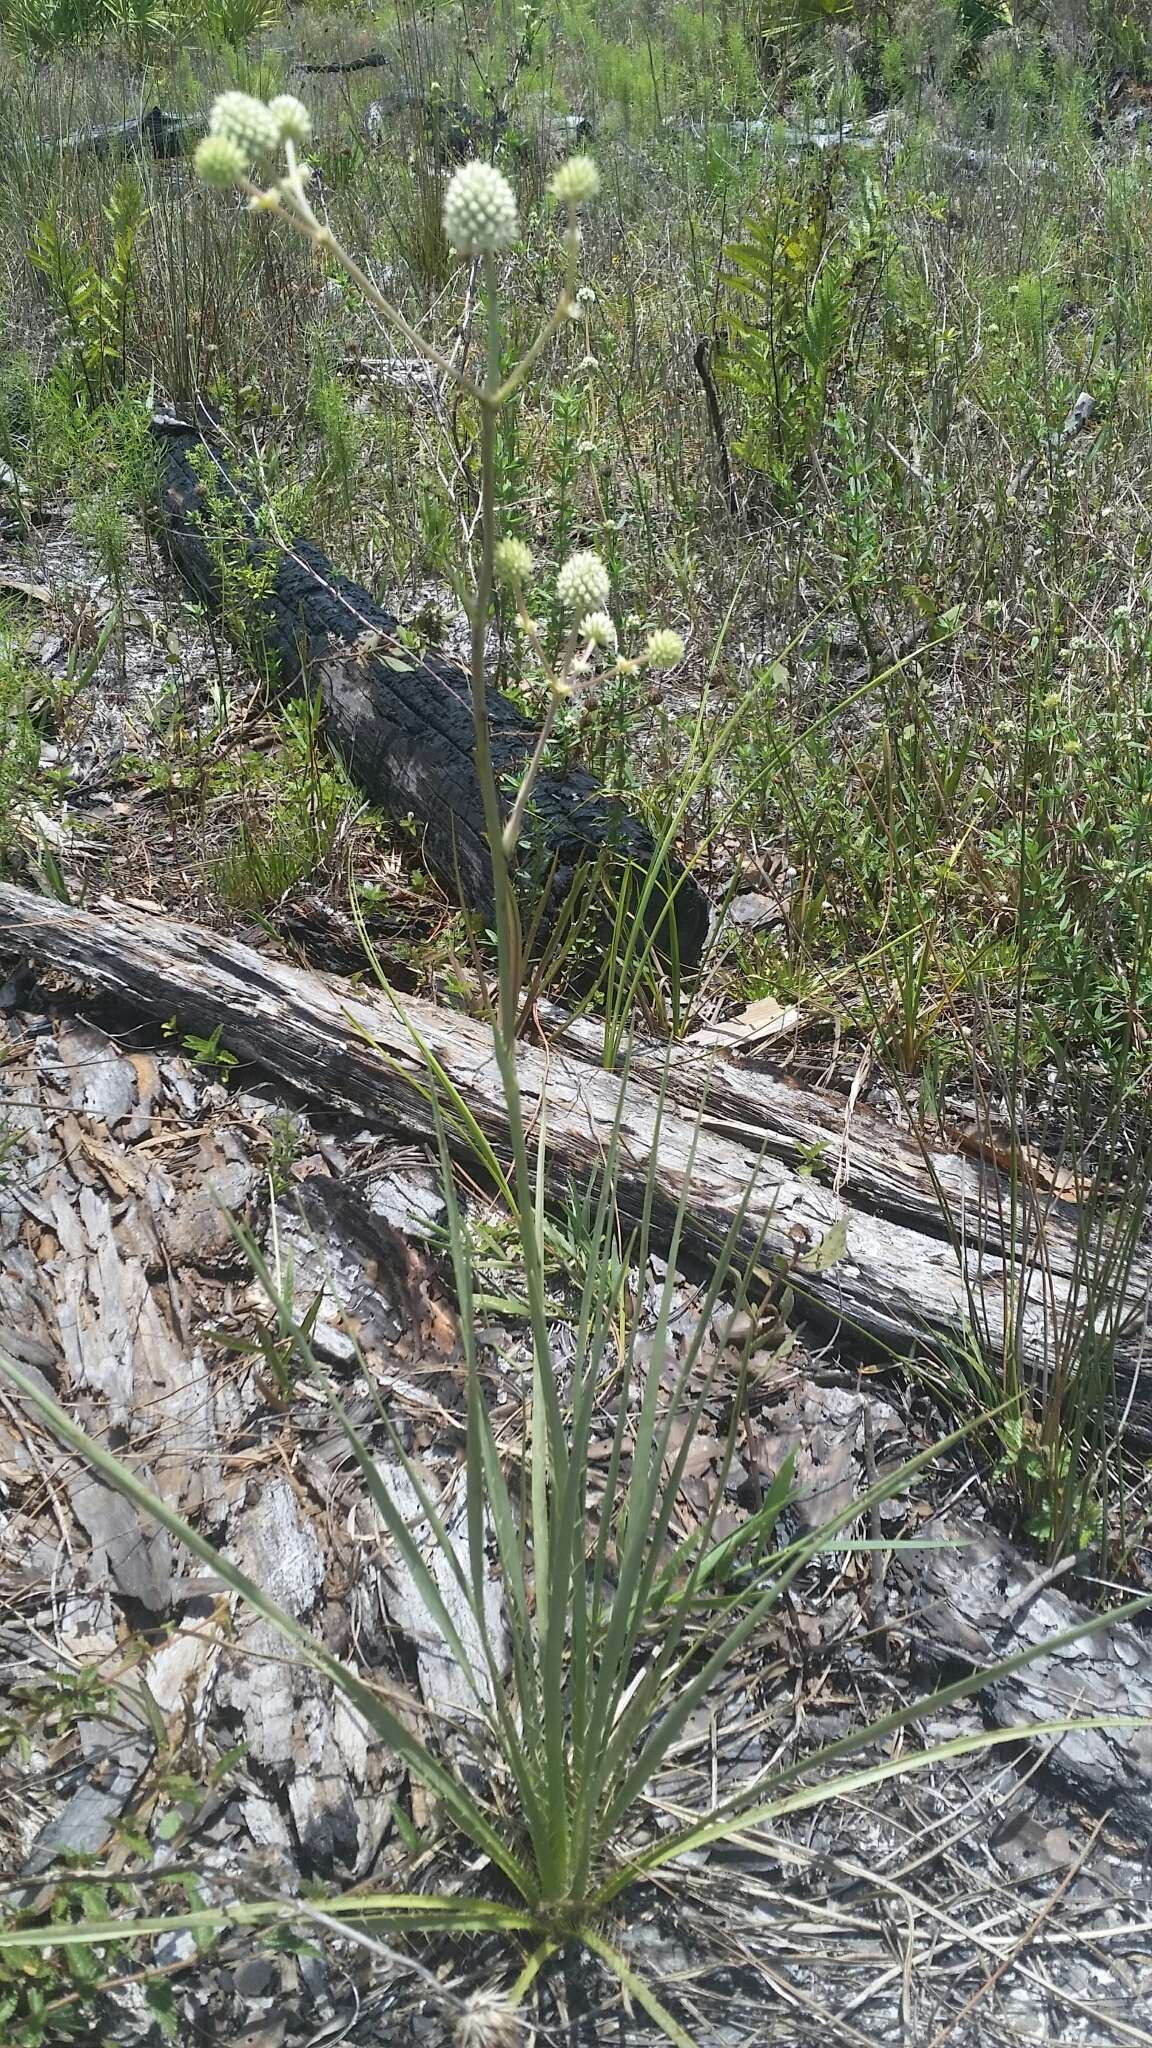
549,154,601,206
453,1988,524,2048
494,537,534,585
644,628,685,669
268,94,311,146
208,89,281,162
194,134,248,188
556,549,610,618
579,609,616,648
442,161,520,254
197,91,318,195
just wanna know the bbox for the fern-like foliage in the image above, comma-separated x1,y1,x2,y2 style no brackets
30,175,147,408
715,169,888,494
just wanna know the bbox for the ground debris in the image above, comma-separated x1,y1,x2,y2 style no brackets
895,1516,1152,1848
0,994,1150,2043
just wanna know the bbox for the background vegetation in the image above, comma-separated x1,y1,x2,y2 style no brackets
1,0,1151,2036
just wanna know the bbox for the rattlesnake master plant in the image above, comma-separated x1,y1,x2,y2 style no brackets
2,87,1149,2048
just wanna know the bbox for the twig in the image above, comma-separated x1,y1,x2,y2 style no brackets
692,337,740,519
860,1403,889,1659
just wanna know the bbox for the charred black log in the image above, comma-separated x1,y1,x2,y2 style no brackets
363,91,506,164
293,51,392,74
55,107,200,160
151,421,710,963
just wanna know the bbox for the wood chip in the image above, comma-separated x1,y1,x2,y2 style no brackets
685,995,802,1052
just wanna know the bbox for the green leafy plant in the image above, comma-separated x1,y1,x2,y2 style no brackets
0,633,40,861
0,1876,137,2047
0,0,104,57
207,688,357,908
196,0,280,46
0,0,279,52
716,166,888,493
161,1017,238,1076
30,176,147,409
914,1015,1152,1565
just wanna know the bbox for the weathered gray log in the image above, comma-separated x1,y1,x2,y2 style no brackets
0,883,1146,1425
55,107,200,160
152,421,709,966
541,1012,1145,1302
664,111,890,151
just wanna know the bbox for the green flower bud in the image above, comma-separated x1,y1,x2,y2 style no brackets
556,549,610,618
644,628,685,669
442,161,520,254
549,155,601,206
268,95,312,147
194,133,247,189
209,90,281,163
494,537,534,585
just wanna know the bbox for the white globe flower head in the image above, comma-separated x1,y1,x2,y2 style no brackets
443,161,520,254
549,154,601,206
579,610,616,649
494,537,534,585
195,134,247,190
556,549,610,618
644,627,685,670
268,94,312,148
209,90,281,163
454,1989,523,2048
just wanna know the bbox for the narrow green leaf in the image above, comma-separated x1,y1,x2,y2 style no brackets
582,1927,699,2048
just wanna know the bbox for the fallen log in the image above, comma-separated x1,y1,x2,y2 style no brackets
293,51,392,73
55,107,200,160
363,92,504,163
151,420,709,966
0,883,1146,1431
541,1010,1147,1298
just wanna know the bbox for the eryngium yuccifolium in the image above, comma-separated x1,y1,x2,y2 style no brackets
442,161,519,254
209,91,281,162
453,1989,524,2048
579,609,616,648
548,154,601,206
268,95,312,147
194,134,247,189
494,537,534,585
556,550,610,618
644,627,685,669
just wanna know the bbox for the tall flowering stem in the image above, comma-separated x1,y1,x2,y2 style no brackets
194,104,671,1637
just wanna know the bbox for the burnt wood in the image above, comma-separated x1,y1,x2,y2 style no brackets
151,422,709,963
895,1517,1152,1846
56,107,200,160
293,51,392,74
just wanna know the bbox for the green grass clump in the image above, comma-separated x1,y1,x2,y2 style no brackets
0,630,44,858
207,693,356,911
